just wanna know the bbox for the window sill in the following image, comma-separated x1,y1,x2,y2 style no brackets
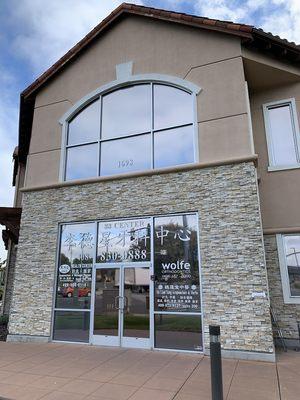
283,297,300,305
268,164,300,172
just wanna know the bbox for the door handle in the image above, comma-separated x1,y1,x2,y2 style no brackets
114,295,122,310
124,296,128,311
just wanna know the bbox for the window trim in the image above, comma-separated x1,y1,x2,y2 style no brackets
263,98,300,171
276,233,300,304
59,74,201,182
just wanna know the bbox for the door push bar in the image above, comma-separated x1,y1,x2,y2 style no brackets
114,295,122,310
114,296,128,311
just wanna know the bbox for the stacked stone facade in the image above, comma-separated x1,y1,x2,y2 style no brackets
265,235,300,340
2,244,17,316
8,161,274,355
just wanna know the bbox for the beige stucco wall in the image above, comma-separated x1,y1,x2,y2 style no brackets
250,82,300,231
25,15,253,188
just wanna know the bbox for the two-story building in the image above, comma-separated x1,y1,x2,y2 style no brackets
1,3,300,362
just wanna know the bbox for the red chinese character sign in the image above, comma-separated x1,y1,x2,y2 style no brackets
154,214,200,312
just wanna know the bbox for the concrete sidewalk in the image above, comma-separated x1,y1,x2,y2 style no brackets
0,342,299,400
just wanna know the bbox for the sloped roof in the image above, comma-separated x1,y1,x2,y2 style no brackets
17,2,300,165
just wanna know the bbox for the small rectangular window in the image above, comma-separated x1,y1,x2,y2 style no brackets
53,311,90,342
154,314,202,351
154,125,194,169
277,234,300,304
263,99,300,169
65,143,98,181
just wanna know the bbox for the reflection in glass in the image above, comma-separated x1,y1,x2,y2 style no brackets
154,214,200,312
53,311,90,342
284,235,300,297
56,223,95,309
97,218,151,263
102,85,151,139
68,100,100,145
93,268,119,336
268,105,298,166
123,268,150,338
155,314,202,351
154,84,193,130
154,125,194,169
65,143,98,181
100,134,151,176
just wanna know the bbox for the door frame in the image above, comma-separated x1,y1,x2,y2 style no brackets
90,262,153,348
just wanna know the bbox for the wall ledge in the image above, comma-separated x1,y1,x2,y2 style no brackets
6,334,50,343
264,227,300,235
22,155,258,193
205,348,276,362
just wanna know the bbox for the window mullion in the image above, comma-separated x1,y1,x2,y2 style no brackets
99,95,103,176
151,82,154,169
291,104,300,164
289,104,300,164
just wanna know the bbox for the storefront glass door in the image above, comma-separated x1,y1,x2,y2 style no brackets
92,265,150,348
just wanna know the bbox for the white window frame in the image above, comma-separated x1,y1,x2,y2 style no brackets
276,234,300,304
263,98,300,171
59,74,201,182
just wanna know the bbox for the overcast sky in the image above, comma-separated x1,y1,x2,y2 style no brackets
1,0,300,261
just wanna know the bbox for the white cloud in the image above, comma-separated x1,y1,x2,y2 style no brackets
194,0,300,44
261,0,300,44
10,0,143,77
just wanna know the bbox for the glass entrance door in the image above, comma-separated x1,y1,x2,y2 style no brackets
92,265,150,348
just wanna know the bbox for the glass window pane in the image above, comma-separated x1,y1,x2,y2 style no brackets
65,143,98,181
68,100,100,145
268,105,298,165
284,235,300,297
123,267,150,338
102,85,151,139
56,223,95,309
53,311,90,342
94,268,119,336
100,134,151,176
97,218,151,263
154,84,193,130
154,214,200,313
154,126,194,169
155,314,202,351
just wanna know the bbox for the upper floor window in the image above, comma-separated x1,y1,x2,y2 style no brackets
263,99,300,171
63,83,196,181
277,234,300,304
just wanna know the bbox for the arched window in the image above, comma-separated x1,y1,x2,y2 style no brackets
62,82,198,181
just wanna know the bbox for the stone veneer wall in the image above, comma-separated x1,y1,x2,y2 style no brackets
2,243,17,316
265,234,300,339
9,162,274,354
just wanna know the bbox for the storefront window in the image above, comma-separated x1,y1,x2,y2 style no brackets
53,311,90,342
56,223,95,309
283,235,300,297
154,214,200,312
53,214,202,350
97,218,151,263
155,314,202,351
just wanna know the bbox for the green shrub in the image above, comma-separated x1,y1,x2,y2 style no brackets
0,315,8,325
